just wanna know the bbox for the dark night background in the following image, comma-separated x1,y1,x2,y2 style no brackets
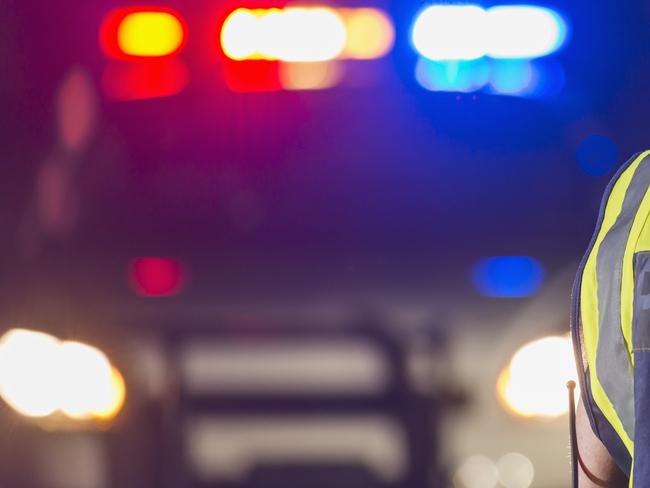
0,1,648,487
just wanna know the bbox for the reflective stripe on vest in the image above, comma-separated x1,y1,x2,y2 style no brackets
580,150,650,457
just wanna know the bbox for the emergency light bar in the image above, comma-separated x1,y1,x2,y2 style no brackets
97,4,568,96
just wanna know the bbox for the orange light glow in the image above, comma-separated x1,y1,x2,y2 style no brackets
339,8,395,59
0,329,126,422
91,367,126,420
497,335,578,418
57,342,123,420
100,7,187,60
279,61,343,90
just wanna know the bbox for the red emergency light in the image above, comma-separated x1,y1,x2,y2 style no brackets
128,257,187,297
102,59,189,100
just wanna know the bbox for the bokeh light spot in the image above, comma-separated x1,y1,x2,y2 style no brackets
497,335,578,418
129,257,186,297
496,453,535,488
117,11,185,57
58,341,118,419
279,61,343,90
454,455,499,488
57,67,96,153
471,256,544,298
415,58,489,93
0,329,126,421
489,60,533,96
411,5,568,61
102,59,189,101
486,6,568,59
0,329,62,417
101,8,187,60
221,9,263,61
412,5,487,61
340,8,394,59
221,8,346,62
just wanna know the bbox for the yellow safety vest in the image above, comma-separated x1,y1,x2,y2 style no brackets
572,150,650,485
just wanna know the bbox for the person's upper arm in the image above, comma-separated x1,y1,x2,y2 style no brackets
576,395,628,487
